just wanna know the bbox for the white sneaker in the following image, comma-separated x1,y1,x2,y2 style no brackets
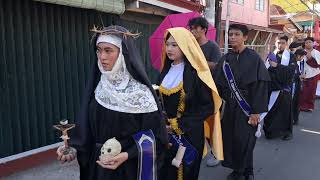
206,154,220,167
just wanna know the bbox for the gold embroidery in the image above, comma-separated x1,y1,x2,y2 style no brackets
159,82,183,96
168,118,183,135
160,81,186,180
178,165,183,180
177,88,186,118
159,82,186,135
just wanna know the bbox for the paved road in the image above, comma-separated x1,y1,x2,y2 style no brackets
199,99,320,180
4,100,320,180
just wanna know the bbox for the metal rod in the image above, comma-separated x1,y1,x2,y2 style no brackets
224,0,231,54
311,3,315,37
251,30,260,45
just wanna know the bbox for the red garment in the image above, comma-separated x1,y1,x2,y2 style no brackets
300,74,319,110
306,57,320,68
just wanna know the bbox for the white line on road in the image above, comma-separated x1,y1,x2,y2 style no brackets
301,128,320,135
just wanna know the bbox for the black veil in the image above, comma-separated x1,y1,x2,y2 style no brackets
69,26,167,177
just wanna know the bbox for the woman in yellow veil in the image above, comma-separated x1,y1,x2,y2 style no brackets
159,27,223,180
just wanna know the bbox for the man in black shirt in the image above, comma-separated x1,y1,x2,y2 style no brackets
188,16,222,167
188,17,222,70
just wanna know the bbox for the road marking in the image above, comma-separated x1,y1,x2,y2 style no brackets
301,129,320,135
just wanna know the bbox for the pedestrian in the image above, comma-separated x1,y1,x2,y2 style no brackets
159,27,223,180
188,16,222,167
263,35,296,140
214,24,270,180
56,25,168,180
188,16,222,70
300,37,320,112
289,40,303,53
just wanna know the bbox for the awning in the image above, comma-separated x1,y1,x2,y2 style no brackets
271,0,309,13
33,0,125,14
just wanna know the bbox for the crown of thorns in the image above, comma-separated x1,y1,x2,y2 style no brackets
90,25,140,41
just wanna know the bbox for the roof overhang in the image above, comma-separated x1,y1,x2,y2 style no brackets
128,0,193,14
158,0,204,12
33,0,125,14
270,14,306,31
125,0,173,16
221,21,283,34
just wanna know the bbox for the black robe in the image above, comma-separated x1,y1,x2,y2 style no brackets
214,48,270,173
159,60,214,180
263,52,296,138
292,61,302,124
69,26,168,180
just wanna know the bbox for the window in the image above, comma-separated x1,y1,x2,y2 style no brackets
256,0,264,11
232,0,244,5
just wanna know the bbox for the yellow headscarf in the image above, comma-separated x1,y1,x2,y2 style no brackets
161,27,224,160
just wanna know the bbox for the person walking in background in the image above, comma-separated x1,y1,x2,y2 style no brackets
188,16,222,167
188,16,221,71
300,37,320,112
292,49,307,125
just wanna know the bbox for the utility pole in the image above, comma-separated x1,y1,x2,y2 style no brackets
224,0,231,54
215,0,223,43
311,3,315,37
204,0,216,26
205,0,223,44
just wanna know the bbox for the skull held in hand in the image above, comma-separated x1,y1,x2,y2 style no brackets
99,137,122,161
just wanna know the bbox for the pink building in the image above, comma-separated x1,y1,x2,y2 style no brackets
221,0,269,27
219,0,282,56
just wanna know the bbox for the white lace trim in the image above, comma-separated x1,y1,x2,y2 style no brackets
95,45,158,113
95,77,158,113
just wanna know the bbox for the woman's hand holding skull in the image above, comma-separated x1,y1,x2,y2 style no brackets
96,152,128,170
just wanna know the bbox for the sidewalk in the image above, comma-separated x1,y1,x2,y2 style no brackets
2,160,79,180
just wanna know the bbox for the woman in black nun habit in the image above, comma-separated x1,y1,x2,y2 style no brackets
159,27,223,180
56,25,167,180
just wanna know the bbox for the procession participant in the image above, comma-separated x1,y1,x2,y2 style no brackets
263,35,296,140
57,25,168,180
292,49,307,125
159,27,223,180
300,37,320,112
214,24,270,180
